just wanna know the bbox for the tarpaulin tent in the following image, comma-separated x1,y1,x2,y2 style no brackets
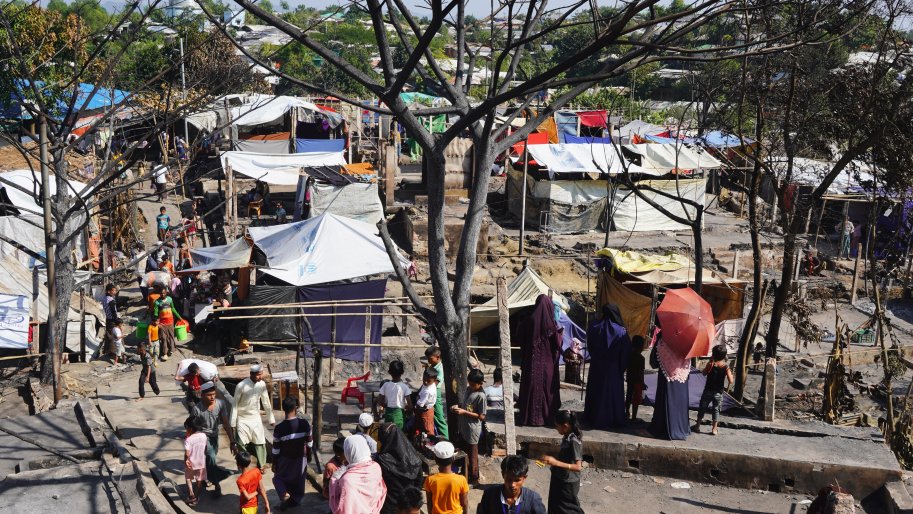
0,169,90,214
236,133,291,154
521,144,657,176
295,138,345,153
563,135,611,144
470,266,570,335
245,285,299,342
698,130,754,149
595,249,746,333
577,110,609,128
0,255,102,356
616,120,665,142
299,279,386,361
624,144,721,174
0,293,29,349
220,151,347,185
231,95,330,127
299,179,384,224
182,238,253,274
247,213,408,287
611,178,706,232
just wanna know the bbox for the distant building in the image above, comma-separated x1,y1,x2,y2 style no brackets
166,0,202,20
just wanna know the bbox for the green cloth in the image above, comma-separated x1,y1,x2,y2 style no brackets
237,435,268,471
383,407,405,429
204,436,232,484
434,398,449,440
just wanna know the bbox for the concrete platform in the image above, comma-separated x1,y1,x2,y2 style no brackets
486,405,902,501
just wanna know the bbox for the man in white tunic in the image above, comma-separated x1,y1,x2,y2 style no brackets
230,364,275,470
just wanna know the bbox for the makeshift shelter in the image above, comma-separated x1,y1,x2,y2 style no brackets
594,248,746,339
616,120,666,142
506,144,718,233
469,266,570,335
218,151,383,224
182,238,253,274
247,213,408,287
0,255,102,357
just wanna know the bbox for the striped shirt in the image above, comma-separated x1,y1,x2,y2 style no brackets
271,417,312,459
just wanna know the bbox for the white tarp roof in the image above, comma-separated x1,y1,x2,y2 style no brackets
523,144,659,176
768,157,876,193
617,120,666,138
624,144,722,173
469,266,569,334
247,213,408,286
0,169,90,214
182,238,252,274
231,94,322,127
220,151,347,185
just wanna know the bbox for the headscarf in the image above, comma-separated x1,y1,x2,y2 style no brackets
344,435,372,465
374,423,423,506
526,294,559,339
587,303,628,356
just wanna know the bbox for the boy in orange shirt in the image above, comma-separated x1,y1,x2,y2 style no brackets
423,441,469,514
236,451,270,514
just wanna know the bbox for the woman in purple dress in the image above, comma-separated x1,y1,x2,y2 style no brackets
584,304,632,429
648,332,691,441
517,294,562,427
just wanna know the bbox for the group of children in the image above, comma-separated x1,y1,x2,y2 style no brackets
182,414,271,512
362,346,586,514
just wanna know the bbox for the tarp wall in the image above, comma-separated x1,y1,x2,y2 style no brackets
236,137,290,154
305,181,384,224
245,285,299,342
612,179,705,232
295,139,345,153
597,272,653,339
506,169,607,234
297,279,386,361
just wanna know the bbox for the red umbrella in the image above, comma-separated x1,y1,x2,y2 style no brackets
656,288,716,359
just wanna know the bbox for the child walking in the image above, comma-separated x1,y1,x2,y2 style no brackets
542,410,584,514
157,206,170,242
694,344,734,435
136,343,160,401
451,368,486,485
236,450,271,514
147,317,160,361
423,441,469,514
415,368,438,437
110,318,125,365
625,336,647,421
377,359,412,429
184,416,207,506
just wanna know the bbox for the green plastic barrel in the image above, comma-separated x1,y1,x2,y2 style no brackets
175,323,188,341
135,321,148,340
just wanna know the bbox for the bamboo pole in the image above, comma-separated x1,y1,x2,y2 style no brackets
328,306,337,387
363,307,371,374
497,278,517,455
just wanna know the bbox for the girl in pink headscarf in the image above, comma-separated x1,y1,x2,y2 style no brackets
329,435,386,514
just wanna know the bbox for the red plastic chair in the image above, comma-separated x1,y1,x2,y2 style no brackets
341,371,370,407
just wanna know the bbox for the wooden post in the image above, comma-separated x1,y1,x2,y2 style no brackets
762,357,776,421
851,243,862,305
496,278,517,455
363,306,371,374
225,164,235,242
311,347,323,462
732,250,740,279
328,306,337,386
79,288,86,363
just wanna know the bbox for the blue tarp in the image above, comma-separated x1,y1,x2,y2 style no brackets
698,130,753,148
298,278,386,362
558,310,588,363
295,138,345,153
555,111,578,140
562,134,612,145
644,134,681,145
8,81,130,119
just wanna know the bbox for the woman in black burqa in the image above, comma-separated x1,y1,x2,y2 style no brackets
517,294,563,427
647,323,692,441
584,303,632,429
373,422,423,514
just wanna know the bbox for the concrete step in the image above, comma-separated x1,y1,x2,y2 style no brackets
883,480,913,514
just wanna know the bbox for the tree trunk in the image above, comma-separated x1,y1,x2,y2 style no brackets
735,165,765,400
764,203,803,358
692,206,704,293
40,151,76,398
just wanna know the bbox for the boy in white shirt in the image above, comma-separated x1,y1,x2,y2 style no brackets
415,368,438,436
377,359,412,429
110,318,125,365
